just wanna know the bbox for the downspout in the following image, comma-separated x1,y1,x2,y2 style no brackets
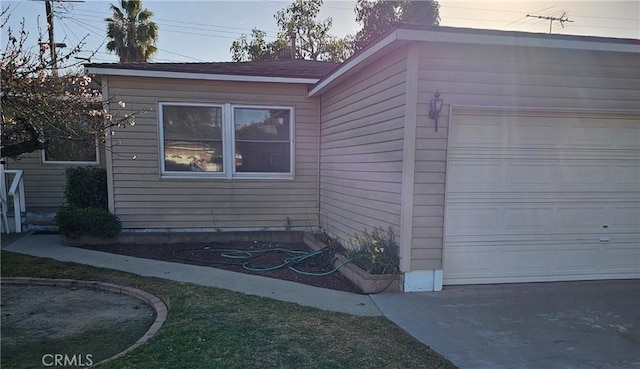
316,92,322,229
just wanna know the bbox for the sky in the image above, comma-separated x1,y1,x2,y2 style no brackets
1,0,639,64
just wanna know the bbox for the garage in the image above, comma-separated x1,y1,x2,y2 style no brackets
443,106,640,285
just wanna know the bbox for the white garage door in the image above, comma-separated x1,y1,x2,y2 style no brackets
444,107,640,285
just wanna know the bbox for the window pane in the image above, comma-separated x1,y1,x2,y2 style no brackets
234,108,290,141
164,140,223,172
235,142,290,173
162,104,223,173
44,137,97,162
234,107,291,174
163,105,222,139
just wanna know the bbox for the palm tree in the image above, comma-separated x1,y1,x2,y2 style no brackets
105,0,158,62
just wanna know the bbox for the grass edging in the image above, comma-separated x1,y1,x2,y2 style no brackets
1,277,168,367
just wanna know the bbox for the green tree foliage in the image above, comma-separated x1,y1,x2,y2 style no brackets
231,0,351,62
230,29,288,62
231,0,440,62
354,0,440,51
106,0,158,62
274,0,332,60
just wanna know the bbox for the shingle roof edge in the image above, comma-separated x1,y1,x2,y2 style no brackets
309,23,640,97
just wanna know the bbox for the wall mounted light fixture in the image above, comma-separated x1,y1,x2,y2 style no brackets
429,90,443,132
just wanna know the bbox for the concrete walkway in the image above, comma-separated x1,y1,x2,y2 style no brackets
2,233,381,316
372,281,640,369
5,233,639,369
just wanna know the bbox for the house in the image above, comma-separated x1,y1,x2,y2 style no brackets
11,24,640,291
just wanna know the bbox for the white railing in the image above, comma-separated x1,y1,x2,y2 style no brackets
1,168,25,233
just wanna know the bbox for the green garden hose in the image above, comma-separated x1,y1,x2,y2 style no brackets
172,241,398,294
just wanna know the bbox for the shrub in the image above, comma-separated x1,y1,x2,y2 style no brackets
55,206,121,239
347,226,399,275
64,167,108,210
313,229,341,248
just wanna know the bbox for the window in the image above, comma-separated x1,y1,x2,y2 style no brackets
42,115,99,164
159,103,294,179
42,137,99,164
161,104,224,173
234,107,291,173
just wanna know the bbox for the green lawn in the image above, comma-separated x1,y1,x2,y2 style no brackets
1,251,457,369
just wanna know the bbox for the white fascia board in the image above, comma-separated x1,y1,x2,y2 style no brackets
84,67,320,85
396,28,640,54
308,31,399,97
309,28,638,97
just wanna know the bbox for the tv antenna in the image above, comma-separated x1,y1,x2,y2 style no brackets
526,12,573,34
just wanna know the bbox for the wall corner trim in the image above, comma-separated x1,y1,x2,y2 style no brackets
399,44,419,273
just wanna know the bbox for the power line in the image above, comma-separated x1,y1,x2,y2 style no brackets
154,17,280,35
156,47,206,62
439,3,638,22
445,12,636,32
1,1,25,20
151,26,242,40
58,15,83,45
566,13,639,21
322,4,354,11
15,1,638,65
67,7,281,35
505,5,561,28
442,4,540,15
65,17,103,37
61,11,222,62
65,14,276,41
564,23,640,31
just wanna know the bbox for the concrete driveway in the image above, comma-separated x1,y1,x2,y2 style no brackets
371,280,640,369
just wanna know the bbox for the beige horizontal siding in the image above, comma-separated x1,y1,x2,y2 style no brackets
6,149,105,214
417,43,640,110
319,47,408,243
411,41,640,271
106,77,319,230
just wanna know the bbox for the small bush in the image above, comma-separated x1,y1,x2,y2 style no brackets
64,167,108,210
313,229,341,247
347,226,399,275
55,206,121,239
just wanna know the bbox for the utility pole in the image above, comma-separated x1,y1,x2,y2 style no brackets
45,0,58,76
42,0,82,75
526,12,573,34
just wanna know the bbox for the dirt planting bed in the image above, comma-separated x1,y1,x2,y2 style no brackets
72,237,364,293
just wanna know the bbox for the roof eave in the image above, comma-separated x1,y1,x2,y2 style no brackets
396,27,640,53
309,31,401,97
309,27,640,97
84,66,321,85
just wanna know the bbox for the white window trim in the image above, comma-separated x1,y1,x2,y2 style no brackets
41,137,100,165
158,102,295,180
